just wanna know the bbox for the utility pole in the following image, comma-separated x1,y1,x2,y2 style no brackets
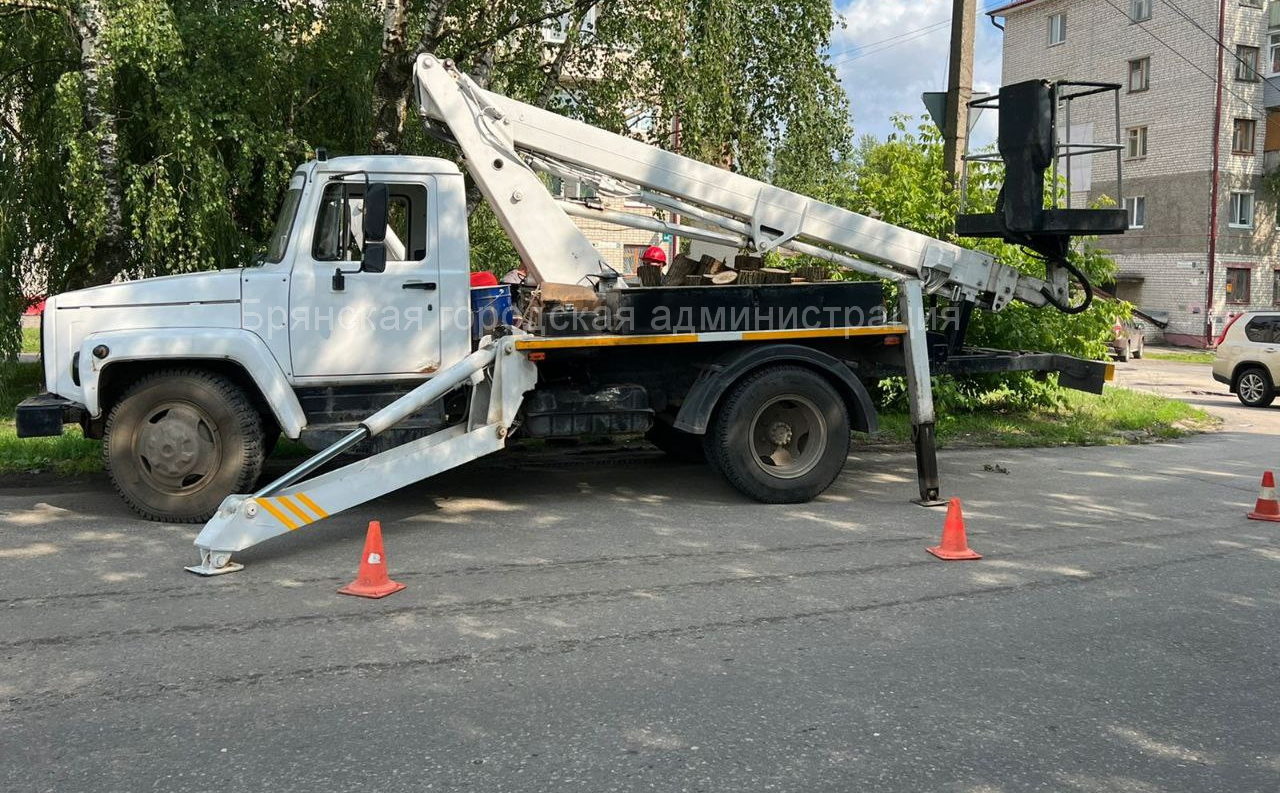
943,0,978,180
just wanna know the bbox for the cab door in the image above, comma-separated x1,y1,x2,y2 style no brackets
289,176,441,379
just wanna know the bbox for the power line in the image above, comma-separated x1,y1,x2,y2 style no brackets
1159,0,1280,95
828,21,951,67
830,25,950,67
1096,0,1269,117
827,2,1007,69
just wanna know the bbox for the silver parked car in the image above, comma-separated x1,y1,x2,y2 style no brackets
1213,311,1280,407
1110,318,1146,362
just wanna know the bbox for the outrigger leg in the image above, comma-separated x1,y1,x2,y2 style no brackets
899,280,945,507
186,336,537,575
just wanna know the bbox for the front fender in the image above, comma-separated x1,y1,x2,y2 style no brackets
673,343,878,435
78,328,307,438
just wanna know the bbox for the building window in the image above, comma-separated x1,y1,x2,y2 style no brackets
622,244,647,274
1048,13,1066,45
1130,0,1152,21
1270,32,1280,74
1236,45,1260,81
1128,57,1150,92
1230,191,1256,227
542,5,598,43
1273,270,1280,305
1126,126,1148,158
1125,196,1146,229
1226,268,1251,304
1233,118,1257,154
1241,0,1262,8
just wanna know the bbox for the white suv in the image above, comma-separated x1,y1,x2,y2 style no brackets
1213,312,1280,407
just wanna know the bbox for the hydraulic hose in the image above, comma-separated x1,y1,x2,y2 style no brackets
1040,256,1094,315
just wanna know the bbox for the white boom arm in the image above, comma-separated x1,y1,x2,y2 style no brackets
412,54,1067,310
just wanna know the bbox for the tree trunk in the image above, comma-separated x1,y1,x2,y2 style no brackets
535,9,586,108
369,0,448,155
370,0,412,155
72,0,128,288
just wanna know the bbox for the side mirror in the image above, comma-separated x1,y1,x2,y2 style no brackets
362,241,387,274
361,183,389,273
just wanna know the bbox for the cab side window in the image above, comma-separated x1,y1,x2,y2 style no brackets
311,181,428,263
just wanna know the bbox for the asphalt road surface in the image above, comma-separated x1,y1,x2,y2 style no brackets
2,372,1278,792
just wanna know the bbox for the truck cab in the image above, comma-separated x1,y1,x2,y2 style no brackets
21,155,474,522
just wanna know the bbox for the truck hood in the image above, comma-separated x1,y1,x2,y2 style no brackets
55,270,243,309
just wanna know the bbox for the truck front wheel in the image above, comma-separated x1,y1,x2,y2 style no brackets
103,370,266,523
705,365,850,503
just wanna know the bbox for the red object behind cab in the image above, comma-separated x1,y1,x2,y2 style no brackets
470,271,499,287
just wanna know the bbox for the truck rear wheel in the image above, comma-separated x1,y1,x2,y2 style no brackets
705,365,850,503
103,370,266,523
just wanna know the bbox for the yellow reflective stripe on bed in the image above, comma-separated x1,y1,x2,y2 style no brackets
514,325,907,350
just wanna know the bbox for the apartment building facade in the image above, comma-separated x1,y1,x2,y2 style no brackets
993,0,1280,346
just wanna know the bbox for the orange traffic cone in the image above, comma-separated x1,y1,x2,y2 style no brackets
927,498,982,560
1247,471,1280,522
338,521,407,598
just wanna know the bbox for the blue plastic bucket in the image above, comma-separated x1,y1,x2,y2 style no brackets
470,284,515,340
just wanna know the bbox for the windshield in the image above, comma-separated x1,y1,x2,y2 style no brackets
263,174,306,264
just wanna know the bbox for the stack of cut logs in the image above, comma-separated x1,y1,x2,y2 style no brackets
635,255,835,287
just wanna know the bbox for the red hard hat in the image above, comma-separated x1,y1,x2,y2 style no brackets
641,245,667,265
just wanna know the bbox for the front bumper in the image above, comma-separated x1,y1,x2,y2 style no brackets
15,393,83,438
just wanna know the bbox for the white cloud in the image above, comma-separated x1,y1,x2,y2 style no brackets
832,0,1004,147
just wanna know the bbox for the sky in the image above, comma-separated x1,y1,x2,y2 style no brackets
831,0,1006,147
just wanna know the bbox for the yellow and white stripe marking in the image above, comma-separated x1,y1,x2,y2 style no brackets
514,325,908,351
254,492,329,531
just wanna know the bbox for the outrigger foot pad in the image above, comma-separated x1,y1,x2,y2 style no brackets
913,497,948,508
185,550,244,576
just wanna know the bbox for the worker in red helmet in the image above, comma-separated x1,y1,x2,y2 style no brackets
640,245,667,267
